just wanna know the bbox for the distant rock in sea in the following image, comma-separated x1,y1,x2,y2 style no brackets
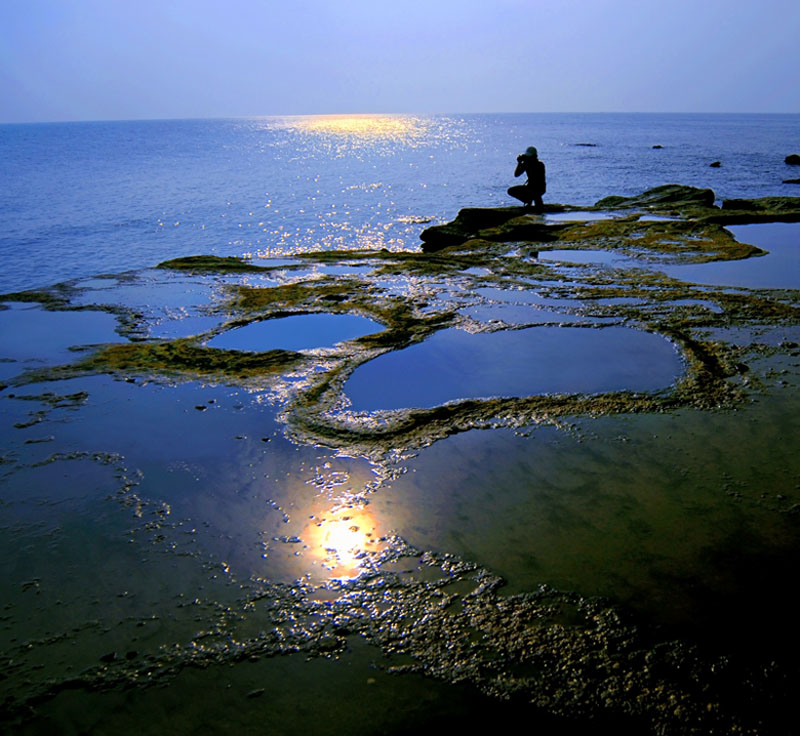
575,142,597,147
784,178,800,184
786,154,800,165
710,161,722,167
652,145,663,149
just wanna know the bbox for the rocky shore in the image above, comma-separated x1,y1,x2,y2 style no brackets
2,184,799,735
419,185,800,252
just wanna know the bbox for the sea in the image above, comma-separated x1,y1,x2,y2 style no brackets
2,113,800,734
1,112,799,292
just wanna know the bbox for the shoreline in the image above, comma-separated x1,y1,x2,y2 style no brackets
2,185,800,734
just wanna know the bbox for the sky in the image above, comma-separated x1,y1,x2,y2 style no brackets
1,0,799,123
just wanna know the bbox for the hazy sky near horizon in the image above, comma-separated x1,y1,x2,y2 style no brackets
1,0,799,123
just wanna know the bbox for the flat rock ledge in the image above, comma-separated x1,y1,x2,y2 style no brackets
420,185,800,251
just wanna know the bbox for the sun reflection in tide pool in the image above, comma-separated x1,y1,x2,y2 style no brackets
303,505,384,579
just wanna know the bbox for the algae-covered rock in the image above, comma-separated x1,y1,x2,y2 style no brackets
720,197,800,212
156,255,267,273
420,207,522,251
594,184,716,210
420,206,569,252
716,196,800,223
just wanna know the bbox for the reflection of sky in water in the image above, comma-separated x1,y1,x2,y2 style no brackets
1,374,387,586
461,304,594,325
207,313,384,352
545,211,614,223
475,286,566,307
538,249,643,268
149,315,225,339
71,279,216,310
0,303,124,378
345,326,682,411
661,223,800,288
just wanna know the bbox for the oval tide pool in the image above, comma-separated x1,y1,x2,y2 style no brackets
207,313,383,352
661,223,800,289
344,326,682,411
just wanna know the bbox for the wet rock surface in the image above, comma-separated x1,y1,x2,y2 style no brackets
2,186,800,734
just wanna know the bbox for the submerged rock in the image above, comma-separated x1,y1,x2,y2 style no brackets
594,184,716,210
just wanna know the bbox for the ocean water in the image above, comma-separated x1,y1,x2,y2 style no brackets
1,113,799,292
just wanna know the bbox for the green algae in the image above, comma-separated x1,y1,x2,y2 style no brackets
156,255,272,273
554,218,764,263
80,340,306,380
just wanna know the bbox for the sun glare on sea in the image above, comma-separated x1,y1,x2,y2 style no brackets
284,114,422,141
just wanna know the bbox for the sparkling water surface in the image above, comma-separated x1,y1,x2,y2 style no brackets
2,113,799,292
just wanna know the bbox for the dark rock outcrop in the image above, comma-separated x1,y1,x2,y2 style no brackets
785,154,800,165
784,178,800,184
709,161,722,168
419,206,572,252
708,196,800,223
721,196,800,212
595,184,716,210
419,207,522,250
419,187,800,253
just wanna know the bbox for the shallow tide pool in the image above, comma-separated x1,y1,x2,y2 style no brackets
344,325,682,411
661,222,800,288
207,312,384,352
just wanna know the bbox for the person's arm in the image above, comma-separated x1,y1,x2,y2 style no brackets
514,159,526,177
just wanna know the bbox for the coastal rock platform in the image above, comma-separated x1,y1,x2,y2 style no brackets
2,185,800,735
420,185,800,252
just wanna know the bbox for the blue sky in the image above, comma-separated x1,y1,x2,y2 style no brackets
1,0,799,122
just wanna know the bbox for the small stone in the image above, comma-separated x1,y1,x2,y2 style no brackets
246,688,265,698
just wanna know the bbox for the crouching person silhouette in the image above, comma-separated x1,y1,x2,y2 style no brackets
508,146,546,211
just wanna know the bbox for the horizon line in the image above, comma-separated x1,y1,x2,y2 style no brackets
3,110,800,126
